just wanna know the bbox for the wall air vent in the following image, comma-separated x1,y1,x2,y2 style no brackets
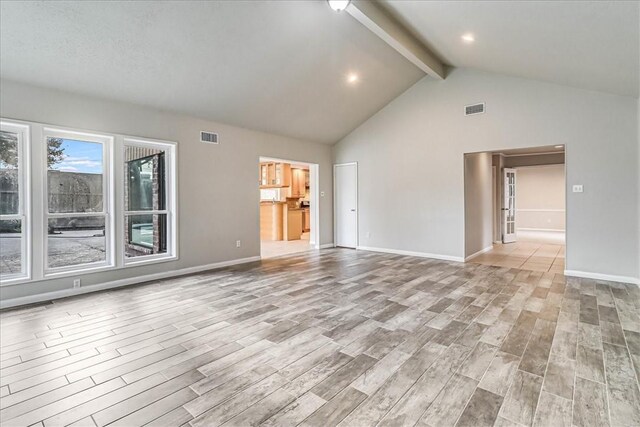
465,103,485,116
200,131,219,144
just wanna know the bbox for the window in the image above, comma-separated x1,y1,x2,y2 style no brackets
44,129,113,273
124,139,175,263
0,122,29,281
0,119,177,285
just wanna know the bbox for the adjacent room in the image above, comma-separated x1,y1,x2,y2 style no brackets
259,158,316,258
466,145,567,272
1,1,639,426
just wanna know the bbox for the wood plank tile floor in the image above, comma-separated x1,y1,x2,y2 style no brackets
1,248,639,427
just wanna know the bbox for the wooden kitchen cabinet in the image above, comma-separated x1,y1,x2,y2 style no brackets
259,163,270,186
259,162,291,188
260,202,284,240
303,208,310,231
290,168,306,197
283,208,303,241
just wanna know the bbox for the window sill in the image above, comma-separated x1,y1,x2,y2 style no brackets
43,263,116,280
123,254,178,268
1,255,178,287
0,275,32,287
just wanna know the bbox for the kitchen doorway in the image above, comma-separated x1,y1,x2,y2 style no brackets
258,157,319,259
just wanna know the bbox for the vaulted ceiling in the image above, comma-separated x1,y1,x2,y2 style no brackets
1,1,638,145
0,1,424,144
379,0,639,98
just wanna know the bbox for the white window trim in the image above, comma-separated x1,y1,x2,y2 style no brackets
0,121,31,284
42,127,115,276
0,118,179,286
122,137,178,266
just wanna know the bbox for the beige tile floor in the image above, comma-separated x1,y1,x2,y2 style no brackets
260,232,315,259
470,241,565,273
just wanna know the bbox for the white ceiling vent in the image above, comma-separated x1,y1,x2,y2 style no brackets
200,131,219,144
465,103,485,116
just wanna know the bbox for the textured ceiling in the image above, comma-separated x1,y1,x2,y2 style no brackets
0,0,424,144
379,0,639,97
1,1,637,146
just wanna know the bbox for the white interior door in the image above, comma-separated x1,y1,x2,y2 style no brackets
502,168,517,243
334,163,357,248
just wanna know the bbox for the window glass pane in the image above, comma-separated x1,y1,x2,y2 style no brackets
0,219,22,276
48,138,103,213
125,147,165,211
0,130,19,215
125,214,167,258
47,216,106,268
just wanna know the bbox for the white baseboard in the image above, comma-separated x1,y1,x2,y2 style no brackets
464,245,494,262
0,256,262,310
356,246,464,263
320,243,335,249
564,270,640,286
517,228,566,233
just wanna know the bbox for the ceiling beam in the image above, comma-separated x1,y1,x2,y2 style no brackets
346,0,445,80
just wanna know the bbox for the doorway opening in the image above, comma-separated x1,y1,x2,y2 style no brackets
464,145,566,273
259,157,319,259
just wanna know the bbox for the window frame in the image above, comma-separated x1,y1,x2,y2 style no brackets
122,137,177,266
42,127,115,276
0,121,31,284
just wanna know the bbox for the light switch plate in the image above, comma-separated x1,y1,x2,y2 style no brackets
572,185,583,193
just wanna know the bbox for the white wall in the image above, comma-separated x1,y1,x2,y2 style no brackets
0,80,334,303
515,165,565,232
333,68,639,282
464,152,493,258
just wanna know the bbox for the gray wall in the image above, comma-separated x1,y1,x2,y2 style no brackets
333,68,639,280
0,80,334,301
464,152,493,258
515,165,565,231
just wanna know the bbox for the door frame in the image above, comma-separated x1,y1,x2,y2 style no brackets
502,168,517,243
333,162,358,249
259,156,320,249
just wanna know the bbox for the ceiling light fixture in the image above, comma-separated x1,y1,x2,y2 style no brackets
461,33,475,43
347,73,359,84
328,0,351,12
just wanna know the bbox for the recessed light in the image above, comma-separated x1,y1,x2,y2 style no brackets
328,0,351,12
347,73,359,84
461,33,475,43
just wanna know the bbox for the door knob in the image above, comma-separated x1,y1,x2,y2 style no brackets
350,209,356,212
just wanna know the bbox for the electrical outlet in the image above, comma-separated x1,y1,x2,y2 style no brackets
236,240,241,248
73,279,81,289
572,185,583,193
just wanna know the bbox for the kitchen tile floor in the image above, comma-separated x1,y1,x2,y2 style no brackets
260,232,314,259
1,248,639,426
